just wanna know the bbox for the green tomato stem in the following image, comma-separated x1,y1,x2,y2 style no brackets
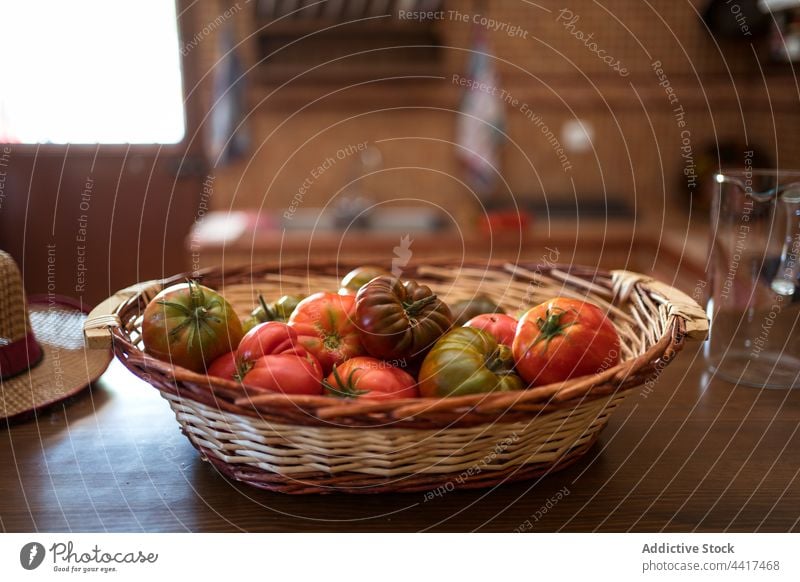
404,294,438,317
531,306,578,354
324,365,369,398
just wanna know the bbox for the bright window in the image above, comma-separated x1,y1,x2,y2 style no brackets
0,0,185,144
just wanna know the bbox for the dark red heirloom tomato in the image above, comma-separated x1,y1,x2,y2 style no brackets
464,313,517,348
355,276,453,360
287,292,364,374
512,297,620,386
142,281,244,373
323,356,419,401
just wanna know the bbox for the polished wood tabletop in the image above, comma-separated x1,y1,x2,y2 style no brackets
2,341,798,533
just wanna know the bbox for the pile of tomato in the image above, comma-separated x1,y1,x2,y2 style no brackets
141,266,621,400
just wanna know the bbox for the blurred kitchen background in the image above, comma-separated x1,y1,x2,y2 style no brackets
1,0,799,305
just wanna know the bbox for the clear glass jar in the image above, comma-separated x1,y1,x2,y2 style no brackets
705,169,800,388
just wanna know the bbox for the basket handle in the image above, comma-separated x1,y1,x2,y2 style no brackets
611,270,708,341
83,281,159,349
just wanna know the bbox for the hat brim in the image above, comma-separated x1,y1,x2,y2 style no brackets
0,297,112,423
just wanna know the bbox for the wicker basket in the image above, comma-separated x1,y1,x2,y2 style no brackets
84,261,707,494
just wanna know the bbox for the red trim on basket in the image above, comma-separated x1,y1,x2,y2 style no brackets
0,332,43,380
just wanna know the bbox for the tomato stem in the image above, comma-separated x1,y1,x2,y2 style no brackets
232,357,252,382
323,365,369,398
159,280,225,350
531,306,578,353
256,293,276,322
485,344,515,375
403,294,438,317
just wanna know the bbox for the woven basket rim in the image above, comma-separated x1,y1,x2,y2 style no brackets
94,258,699,426
118,259,628,398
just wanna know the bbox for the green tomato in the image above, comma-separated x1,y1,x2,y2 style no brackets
242,294,305,332
418,327,523,397
339,266,392,295
142,281,244,372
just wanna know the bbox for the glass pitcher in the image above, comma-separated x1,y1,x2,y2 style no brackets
706,169,800,388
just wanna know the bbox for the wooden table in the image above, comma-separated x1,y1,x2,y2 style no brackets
1,342,798,533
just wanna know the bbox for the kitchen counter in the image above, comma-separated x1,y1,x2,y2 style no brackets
2,342,798,532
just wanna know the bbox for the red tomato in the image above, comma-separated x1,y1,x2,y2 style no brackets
512,297,620,386
206,351,240,380
240,353,323,395
288,292,364,374
237,321,304,362
208,322,323,396
464,313,517,347
323,356,418,401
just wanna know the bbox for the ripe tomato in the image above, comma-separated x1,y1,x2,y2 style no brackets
288,292,364,374
355,276,452,360
208,322,324,395
323,356,419,400
237,321,305,363
338,266,391,295
464,313,517,347
513,297,620,386
419,327,523,397
206,320,305,380
206,351,240,380
241,352,323,396
142,281,244,373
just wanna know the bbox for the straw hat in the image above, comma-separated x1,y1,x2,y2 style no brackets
0,250,112,422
